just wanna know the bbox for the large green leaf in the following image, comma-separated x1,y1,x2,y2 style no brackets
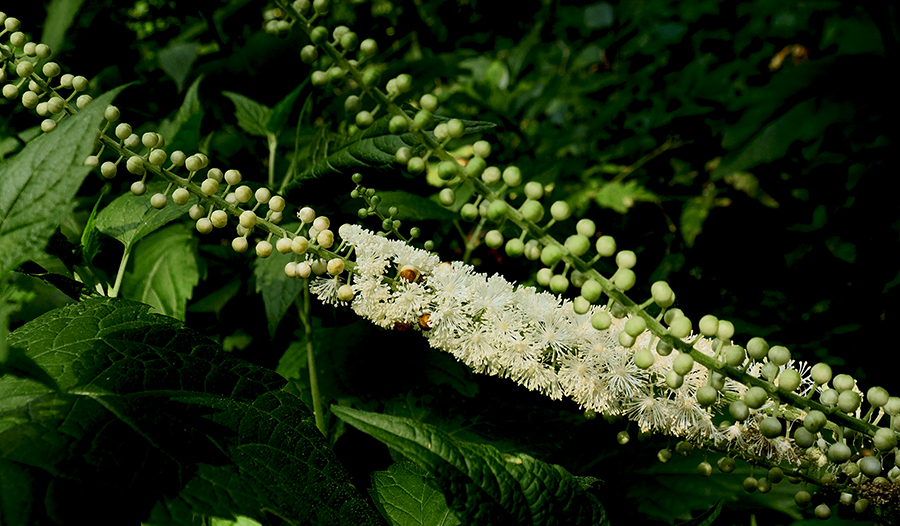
370,461,461,526
120,222,199,321
0,87,125,277
297,113,496,181
1,297,383,526
332,405,607,526
94,180,192,252
158,75,205,154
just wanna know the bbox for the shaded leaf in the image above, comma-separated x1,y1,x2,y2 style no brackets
371,461,461,526
332,405,607,526
0,87,124,277
268,83,306,136
223,91,272,138
675,499,722,526
298,112,495,181
120,222,199,321
253,227,306,338
159,42,200,93
95,180,192,252
158,76,205,155
374,191,458,221
680,196,713,248
0,345,60,393
594,180,657,214
39,0,87,59
2,297,383,526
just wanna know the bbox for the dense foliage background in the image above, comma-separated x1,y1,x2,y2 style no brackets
2,0,897,524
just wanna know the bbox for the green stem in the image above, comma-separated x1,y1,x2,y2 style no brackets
267,133,278,189
301,282,326,436
108,247,132,298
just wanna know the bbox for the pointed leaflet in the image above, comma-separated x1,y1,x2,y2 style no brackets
94,180,192,252
371,461,461,526
222,91,272,138
1,297,383,526
332,405,607,526
0,86,125,277
120,222,199,321
296,113,496,181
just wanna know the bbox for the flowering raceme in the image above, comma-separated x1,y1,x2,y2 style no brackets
312,225,812,466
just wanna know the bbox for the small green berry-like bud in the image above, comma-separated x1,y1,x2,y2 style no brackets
148,149,167,166
300,45,318,64
35,43,51,59
669,316,692,339
360,38,378,57
200,178,219,196
502,166,522,187
210,210,228,228
460,203,479,221
235,185,253,203
505,238,525,258
596,235,616,257
483,229,503,249
624,316,646,337
613,268,636,290
196,218,213,234
634,347,654,369
487,200,507,221
42,62,61,78
581,279,603,303
446,119,465,138
550,201,571,221
100,161,117,179
524,181,544,200
814,504,831,520
407,156,425,174
565,234,590,256
820,388,839,406
172,188,190,205
189,204,206,220
339,32,358,51
389,115,408,134
729,401,749,421
16,61,34,78
673,353,694,376
256,241,273,258
697,461,713,477
615,250,636,269
794,427,815,447
519,200,544,223
833,373,855,392
72,76,89,92
828,442,851,463
540,245,563,266
778,368,801,392
768,345,791,366
717,457,736,473
465,157,487,178
698,314,718,337
291,236,309,254
591,311,611,330
276,237,293,254
666,370,684,389
874,427,897,450
150,193,167,209
327,258,345,275
231,237,249,253
355,110,374,129
439,188,456,206
759,417,782,438
395,74,413,93
472,140,491,158
838,390,860,413
803,410,827,432
743,386,768,409
697,385,718,407
650,281,675,307
810,362,832,385
438,160,457,181
419,93,438,112
549,274,569,294
746,337,769,360
126,156,145,175
313,0,330,14
239,211,257,228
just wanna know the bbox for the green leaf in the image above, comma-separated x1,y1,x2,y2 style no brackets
680,195,713,248
2,297,383,526
159,42,200,93
0,345,60,393
676,499,723,526
80,185,109,267
223,91,273,138
298,112,496,181
594,180,657,214
158,76,205,155
332,405,607,526
39,0,87,59
268,83,306,136
371,461,461,526
253,228,306,338
94,180,192,253
120,223,199,321
0,86,125,278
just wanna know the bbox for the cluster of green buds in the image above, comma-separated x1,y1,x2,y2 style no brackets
0,13,92,133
